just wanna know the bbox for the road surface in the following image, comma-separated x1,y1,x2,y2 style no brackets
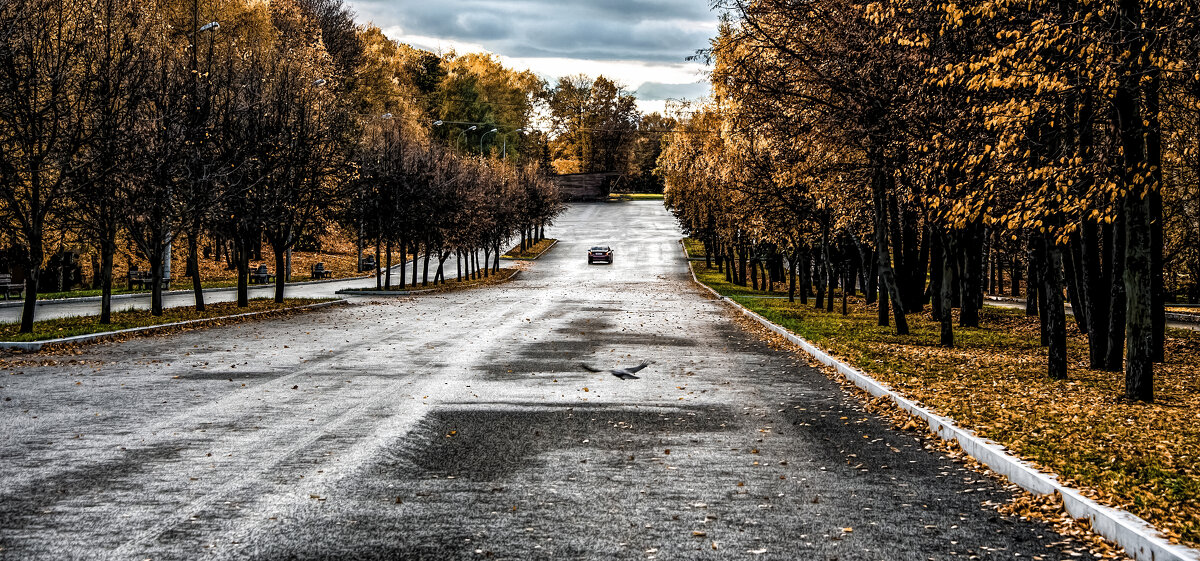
0,202,1099,560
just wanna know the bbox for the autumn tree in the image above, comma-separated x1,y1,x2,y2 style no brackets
0,0,94,332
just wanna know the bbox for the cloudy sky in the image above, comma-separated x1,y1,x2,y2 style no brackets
343,0,720,114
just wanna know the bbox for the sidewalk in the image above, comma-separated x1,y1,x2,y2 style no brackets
984,295,1200,331
0,258,450,324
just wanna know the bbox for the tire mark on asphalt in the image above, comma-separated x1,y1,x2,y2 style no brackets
111,291,550,559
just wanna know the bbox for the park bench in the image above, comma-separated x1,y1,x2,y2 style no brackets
249,265,275,285
311,262,331,279
358,256,377,273
0,273,24,300
126,267,171,291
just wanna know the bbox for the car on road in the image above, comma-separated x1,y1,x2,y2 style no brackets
587,246,613,264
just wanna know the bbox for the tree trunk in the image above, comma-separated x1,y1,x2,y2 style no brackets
188,232,205,312
1081,219,1108,368
738,246,748,287
437,251,450,284
1045,237,1068,379
751,253,759,291
996,248,1005,295
888,194,907,305
815,248,825,309
273,241,287,304
422,249,432,286
1026,239,1039,317
1032,233,1049,347
911,224,928,311
1064,235,1088,334
413,241,420,281
385,239,393,290
873,166,908,334
1124,188,1154,400
823,221,834,313
940,232,954,347
1105,212,1128,372
865,249,877,305
788,249,798,303
930,230,944,322
841,262,848,316
1147,68,1165,363
959,224,980,328
799,249,810,304
236,238,249,308
399,239,406,289
99,239,115,324
150,243,166,316
1011,254,1021,296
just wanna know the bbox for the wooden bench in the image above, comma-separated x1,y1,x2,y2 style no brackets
0,273,23,300
127,268,171,291
311,262,331,280
358,256,377,273
249,265,275,285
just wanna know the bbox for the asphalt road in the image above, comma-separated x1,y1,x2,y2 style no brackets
0,202,1098,560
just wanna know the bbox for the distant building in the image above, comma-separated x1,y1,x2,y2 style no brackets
552,172,622,201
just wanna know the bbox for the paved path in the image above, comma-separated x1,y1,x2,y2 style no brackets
985,297,1200,332
0,258,463,324
0,202,1098,560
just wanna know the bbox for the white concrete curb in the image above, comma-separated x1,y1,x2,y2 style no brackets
0,300,349,352
681,240,1199,561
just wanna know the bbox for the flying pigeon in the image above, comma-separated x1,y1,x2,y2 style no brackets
580,362,650,380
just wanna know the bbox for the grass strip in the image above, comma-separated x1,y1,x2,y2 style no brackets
0,298,335,342
347,267,520,295
681,238,707,259
606,193,665,201
502,238,558,260
687,250,1200,548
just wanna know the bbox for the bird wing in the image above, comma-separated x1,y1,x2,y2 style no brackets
579,363,604,373
625,363,650,373
612,371,639,380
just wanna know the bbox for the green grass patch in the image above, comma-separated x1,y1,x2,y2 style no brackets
502,238,557,260
682,237,706,259
355,267,520,294
606,193,665,201
35,280,248,301
690,259,1200,548
0,298,335,342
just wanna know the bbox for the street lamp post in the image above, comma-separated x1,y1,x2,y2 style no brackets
457,125,477,151
174,7,221,294
480,128,498,155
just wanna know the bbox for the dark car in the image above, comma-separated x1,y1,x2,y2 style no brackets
587,246,613,264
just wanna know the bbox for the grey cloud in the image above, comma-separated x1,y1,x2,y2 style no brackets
634,81,709,100
347,0,719,62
